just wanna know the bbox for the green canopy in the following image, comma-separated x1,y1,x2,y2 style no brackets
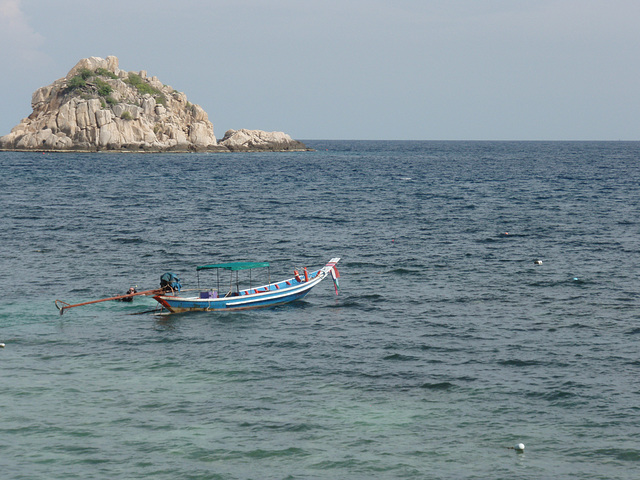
196,261,270,271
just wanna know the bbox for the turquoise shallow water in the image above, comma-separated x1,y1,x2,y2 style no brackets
1,141,640,479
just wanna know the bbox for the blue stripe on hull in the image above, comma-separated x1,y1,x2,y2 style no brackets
158,287,313,313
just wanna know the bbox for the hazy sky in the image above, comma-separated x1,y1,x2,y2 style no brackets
1,0,638,140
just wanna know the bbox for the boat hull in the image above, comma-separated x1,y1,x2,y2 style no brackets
153,258,339,313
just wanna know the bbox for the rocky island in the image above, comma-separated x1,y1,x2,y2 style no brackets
0,56,310,153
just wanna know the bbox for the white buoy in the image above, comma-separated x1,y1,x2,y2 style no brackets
515,443,525,452
0,343,5,348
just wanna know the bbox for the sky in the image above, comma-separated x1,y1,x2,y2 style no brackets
0,0,638,140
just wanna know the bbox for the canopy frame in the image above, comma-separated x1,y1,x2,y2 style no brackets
196,262,271,294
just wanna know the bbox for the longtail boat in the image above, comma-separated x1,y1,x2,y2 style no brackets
55,258,340,315
153,258,340,313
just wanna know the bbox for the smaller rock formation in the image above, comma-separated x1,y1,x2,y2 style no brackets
218,129,309,151
0,56,310,152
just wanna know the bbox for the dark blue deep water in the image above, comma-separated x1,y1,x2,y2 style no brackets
1,141,639,479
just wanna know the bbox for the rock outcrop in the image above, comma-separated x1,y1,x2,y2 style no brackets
0,56,310,152
218,129,309,151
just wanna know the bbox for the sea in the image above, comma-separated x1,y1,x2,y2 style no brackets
1,140,639,479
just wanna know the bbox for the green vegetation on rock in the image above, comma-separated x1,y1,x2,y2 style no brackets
66,68,115,98
126,72,164,97
95,68,118,79
65,69,168,111
66,75,86,91
95,78,113,97
77,68,93,80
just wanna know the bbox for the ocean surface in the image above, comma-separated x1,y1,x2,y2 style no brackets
1,141,639,479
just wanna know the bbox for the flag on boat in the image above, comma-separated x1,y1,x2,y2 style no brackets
330,266,340,295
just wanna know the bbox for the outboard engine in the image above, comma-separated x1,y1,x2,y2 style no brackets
160,272,182,292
